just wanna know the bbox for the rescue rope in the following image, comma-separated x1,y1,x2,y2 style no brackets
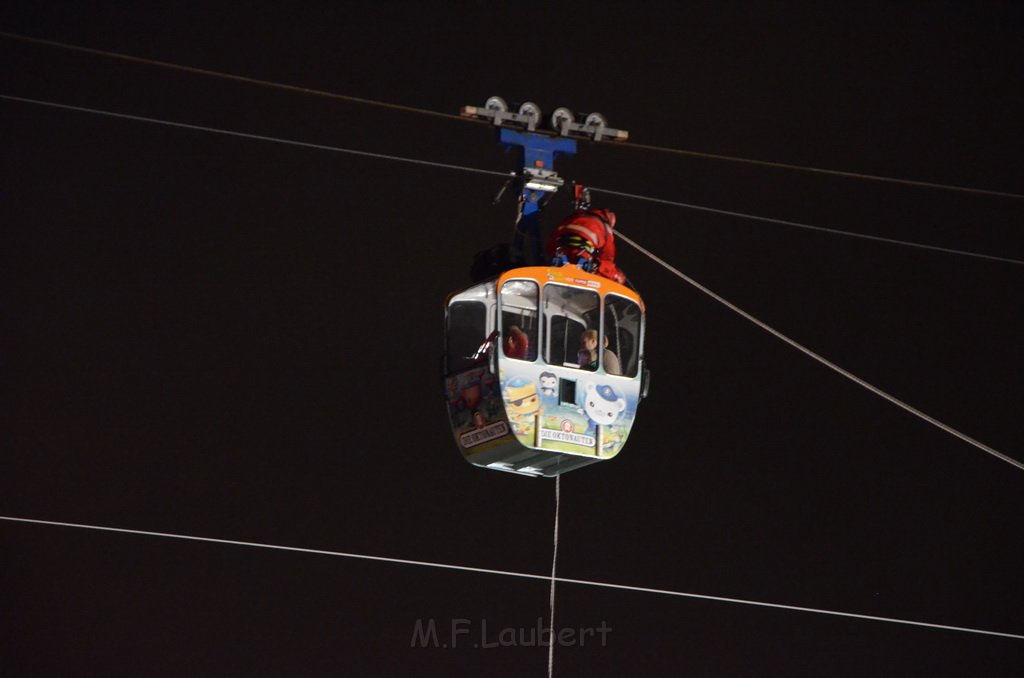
614,230,1024,473
3,30,1021,200
4,515,1022,641
548,475,560,678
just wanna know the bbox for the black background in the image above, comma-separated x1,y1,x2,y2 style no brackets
3,2,1023,675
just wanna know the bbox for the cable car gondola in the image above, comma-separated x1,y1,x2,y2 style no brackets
443,99,648,477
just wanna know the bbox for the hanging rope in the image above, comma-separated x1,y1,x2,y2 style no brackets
548,475,560,678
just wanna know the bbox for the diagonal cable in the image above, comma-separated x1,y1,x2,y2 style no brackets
614,229,1024,472
2,515,1022,641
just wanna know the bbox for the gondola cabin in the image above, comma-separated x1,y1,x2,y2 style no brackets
444,265,647,477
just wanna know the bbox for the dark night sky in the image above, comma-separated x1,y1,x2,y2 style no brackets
3,2,1023,675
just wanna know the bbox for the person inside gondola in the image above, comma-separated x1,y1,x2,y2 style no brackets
577,329,621,375
546,205,627,285
503,325,531,361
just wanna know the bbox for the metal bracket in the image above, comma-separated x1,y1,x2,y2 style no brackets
462,96,629,143
464,96,629,265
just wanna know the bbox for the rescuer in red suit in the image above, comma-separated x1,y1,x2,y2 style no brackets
545,206,627,284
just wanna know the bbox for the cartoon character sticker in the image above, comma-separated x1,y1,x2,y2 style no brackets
581,383,628,455
582,383,627,430
538,371,558,398
503,376,541,438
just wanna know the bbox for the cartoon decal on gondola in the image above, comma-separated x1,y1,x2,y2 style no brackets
503,376,542,437
445,367,509,452
498,361,639,458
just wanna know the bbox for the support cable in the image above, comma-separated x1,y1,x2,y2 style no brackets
0,94,508,179
592,187,1024,267
2,515,1022,641
614,229,1024,473
2,94,1017,266
616,141,1024,200
1,30,1021,200
0,31,472,124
